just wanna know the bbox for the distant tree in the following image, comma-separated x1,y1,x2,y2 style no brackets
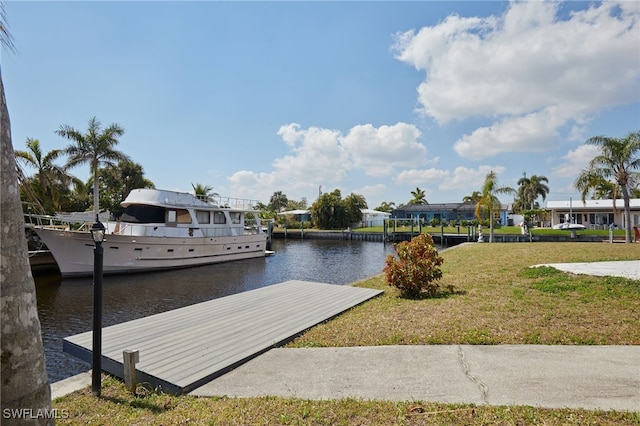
475,171,515,242
574,131,640,242
310,189,345,229
269,191,289,212
57,116,129,217
15,137,79,213
343,193,368,226
408,187,427,205
375,201,396,213
286,197,308,211
516,173,549,210
1,13,54,420
98,160,154,217
191,183,217,203
575,172,618,200
462,191,482,204
60,179,92,213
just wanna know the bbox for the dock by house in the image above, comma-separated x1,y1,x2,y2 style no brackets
63,280,382,395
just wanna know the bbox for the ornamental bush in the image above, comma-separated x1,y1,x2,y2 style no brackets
383,233,444,298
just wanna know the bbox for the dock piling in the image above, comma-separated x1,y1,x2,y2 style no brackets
123,350,140,393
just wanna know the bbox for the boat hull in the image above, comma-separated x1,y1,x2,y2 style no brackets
33,227,268,277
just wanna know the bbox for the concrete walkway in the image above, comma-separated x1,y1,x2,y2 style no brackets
535,260,640,280
190,345,640,411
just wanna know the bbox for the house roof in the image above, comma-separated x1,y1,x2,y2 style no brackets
394,202,509,212
361,209,391,217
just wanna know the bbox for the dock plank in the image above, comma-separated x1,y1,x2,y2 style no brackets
63,280,382,394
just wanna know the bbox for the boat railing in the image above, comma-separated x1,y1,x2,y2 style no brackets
209,195,261,211
24,213,72,230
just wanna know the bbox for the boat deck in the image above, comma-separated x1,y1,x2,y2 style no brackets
63,280,383,395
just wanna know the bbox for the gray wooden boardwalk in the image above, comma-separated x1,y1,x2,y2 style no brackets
63,280,382,395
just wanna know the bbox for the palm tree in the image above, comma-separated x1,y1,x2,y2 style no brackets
15,137,78,212
375,201,396,213
1,7,53,418
516,173,550,210
462,191,482,204
56,116,128,217
269,191,289,212
574,131,640,243
192,183,218,203
475,171,515,243
408,187,427,205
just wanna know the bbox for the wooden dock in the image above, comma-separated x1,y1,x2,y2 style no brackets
63,280,383,395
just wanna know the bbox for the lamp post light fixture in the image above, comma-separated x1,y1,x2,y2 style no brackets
90,215,106,397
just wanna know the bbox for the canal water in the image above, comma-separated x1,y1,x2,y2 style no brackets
35,239,395,383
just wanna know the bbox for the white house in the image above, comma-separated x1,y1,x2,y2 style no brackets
546,199,640,229
360,209,391,227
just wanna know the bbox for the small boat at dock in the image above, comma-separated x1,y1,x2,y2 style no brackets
27,188,268,277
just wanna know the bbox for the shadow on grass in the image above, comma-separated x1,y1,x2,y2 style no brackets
398,287,467,300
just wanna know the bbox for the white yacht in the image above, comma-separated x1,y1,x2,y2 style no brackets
30,188,268,277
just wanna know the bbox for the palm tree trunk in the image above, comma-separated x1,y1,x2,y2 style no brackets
1,74,53,425
621,185,632,243
489,207,495,243
92,163,99,216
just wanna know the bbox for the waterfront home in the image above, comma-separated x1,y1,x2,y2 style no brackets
546,199,640,229
391,202,511,225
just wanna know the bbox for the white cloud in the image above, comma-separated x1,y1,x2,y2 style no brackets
440,165,506,191
394,164,506,194
228,122,429,202
394,168,450,186
453,106,565,158
552,144,600,178
352,183,387,205
393,1,640,157
272,124,348,183
341,122,427,176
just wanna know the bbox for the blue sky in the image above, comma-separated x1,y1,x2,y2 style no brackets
3,1,639,209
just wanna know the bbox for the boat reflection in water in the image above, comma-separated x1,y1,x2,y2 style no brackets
36,238,395,382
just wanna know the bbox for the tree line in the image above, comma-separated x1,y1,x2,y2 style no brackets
16,116,639,242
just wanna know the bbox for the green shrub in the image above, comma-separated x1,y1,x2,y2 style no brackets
383,233,444,298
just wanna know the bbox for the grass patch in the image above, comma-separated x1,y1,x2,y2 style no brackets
54,243,640,424
291,243,640,347
54,378,640,425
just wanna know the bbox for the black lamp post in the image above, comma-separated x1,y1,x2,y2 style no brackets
90,216,105,397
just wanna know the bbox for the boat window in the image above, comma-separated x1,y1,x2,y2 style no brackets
177,209,192,224
120,205,165,223
213,211,226,224
230,212,242,224
196,210,210,224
